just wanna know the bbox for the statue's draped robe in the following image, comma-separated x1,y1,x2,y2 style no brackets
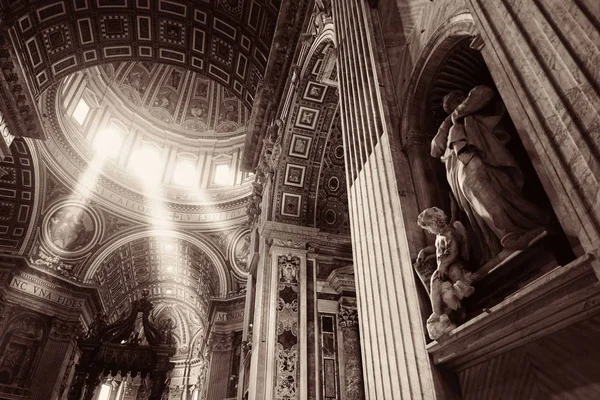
432,86,548,263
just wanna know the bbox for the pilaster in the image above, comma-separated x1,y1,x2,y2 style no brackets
330,0,438,398
247,222,316,400
338,302,364,400
206,332,235,400
30,317,81,400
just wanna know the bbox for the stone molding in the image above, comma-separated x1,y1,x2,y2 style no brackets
327,266,356,294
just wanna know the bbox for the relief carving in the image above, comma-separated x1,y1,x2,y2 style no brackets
209,332,234,352
338,305,359,329
275,343,298,399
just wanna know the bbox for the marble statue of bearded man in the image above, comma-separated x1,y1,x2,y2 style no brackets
431,85,548,263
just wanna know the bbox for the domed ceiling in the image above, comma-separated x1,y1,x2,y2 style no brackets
37,62,254,226
101,62,250,139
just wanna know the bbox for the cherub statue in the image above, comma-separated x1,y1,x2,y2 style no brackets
416,206,475,340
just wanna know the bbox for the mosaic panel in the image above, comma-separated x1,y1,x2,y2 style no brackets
281,193,302,218
284,164,306,188
289,134,312,159
303,81,328,103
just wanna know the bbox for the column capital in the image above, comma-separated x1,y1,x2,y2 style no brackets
208,331,235,352
338,304,359,329
49,317,84,341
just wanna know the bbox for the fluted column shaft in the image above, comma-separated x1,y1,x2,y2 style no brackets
330,1,437,398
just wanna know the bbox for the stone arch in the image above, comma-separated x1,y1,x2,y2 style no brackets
3,0,280,110
272,36,341,228
82,228,231,297
0,138,40,255
400,13,478,144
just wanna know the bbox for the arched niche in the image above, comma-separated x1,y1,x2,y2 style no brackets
400,13,576,322
0,313,48,391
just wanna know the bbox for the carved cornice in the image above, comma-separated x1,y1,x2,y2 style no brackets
261,221,319,245
327,266,356,294
0,29,44,141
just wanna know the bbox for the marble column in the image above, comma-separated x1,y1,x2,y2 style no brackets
330,0,437,398
30,318,81,400
206,332,234,400
463,0,600,274
338,304,365,400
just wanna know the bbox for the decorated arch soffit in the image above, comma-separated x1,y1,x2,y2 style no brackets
3,0,281,111
0,138,42,256
268,36,350,236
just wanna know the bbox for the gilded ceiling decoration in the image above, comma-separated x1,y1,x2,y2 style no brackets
37,81,252,226
5,0,281,111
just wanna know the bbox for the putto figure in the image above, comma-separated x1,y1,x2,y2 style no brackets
417,207,475,340
432,85,548,262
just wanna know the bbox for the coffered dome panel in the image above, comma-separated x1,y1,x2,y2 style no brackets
92,236,221,325
6,0,281,111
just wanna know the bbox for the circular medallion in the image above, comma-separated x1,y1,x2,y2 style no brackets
42,201,101,257
228,229,251,277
